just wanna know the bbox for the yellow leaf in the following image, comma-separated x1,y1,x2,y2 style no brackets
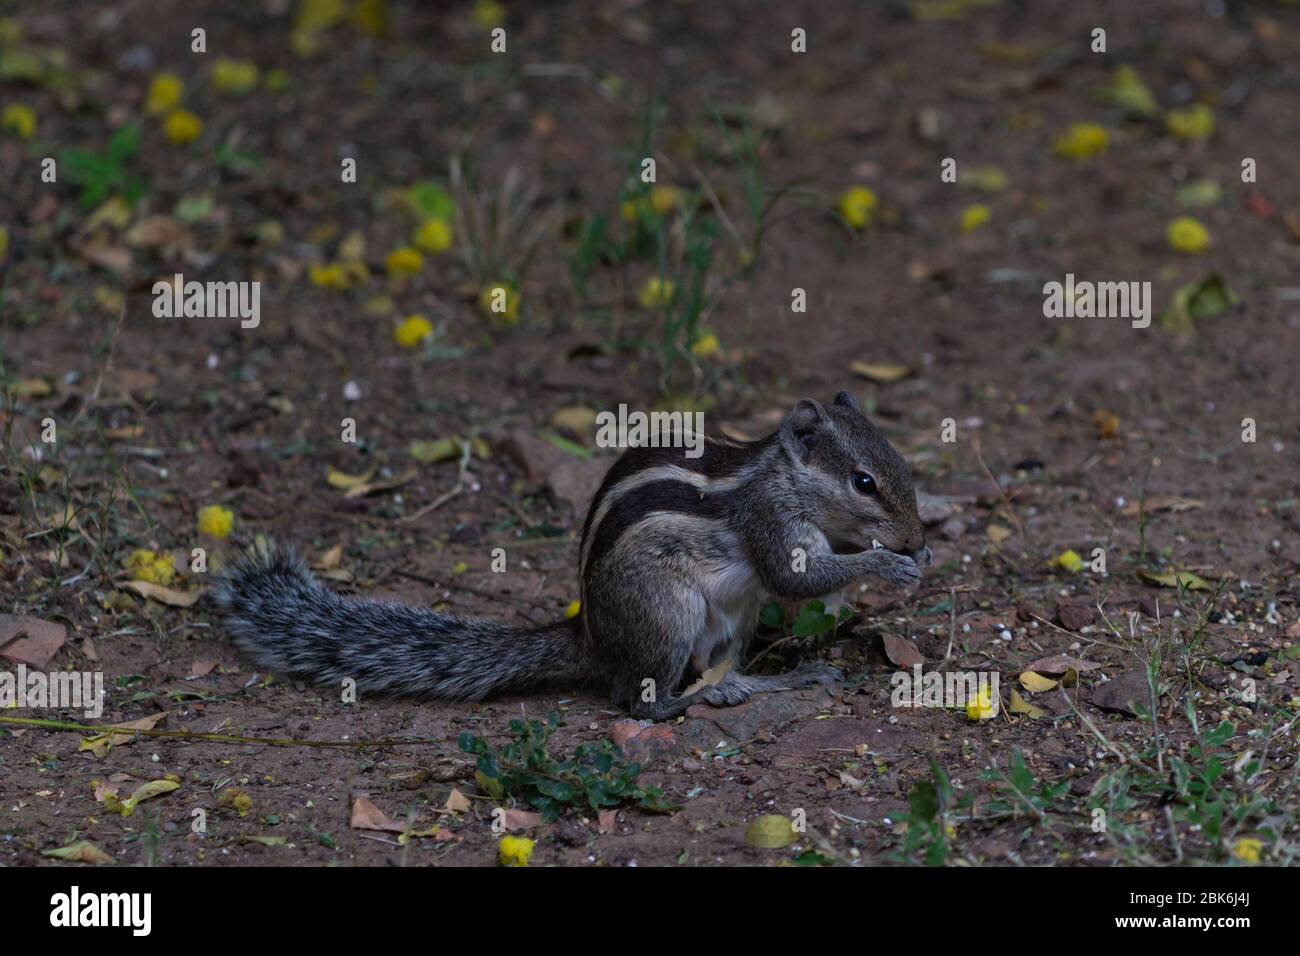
326,462,379,490
745,814,795,848
1136,569,1211,591
851,362,913,384
681,659,733,697
42,840,114,865
1008,688,1044,718
121,581,205,607
79,713,166,758
986,523,1012,544
1018,671,1058,693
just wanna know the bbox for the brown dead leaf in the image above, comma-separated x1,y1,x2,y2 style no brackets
597,810,618,833
879,633,925,668
1092,410,1121,439
1026,655,1102,675
350,795,407,833
0,614,67,668
313,545,343,570
189,659,218,678
681,659,733,696
443,788,472,814
502,808,542,831
121,581,205,607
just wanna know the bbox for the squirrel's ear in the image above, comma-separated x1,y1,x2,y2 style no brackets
780,398,826,462
832,389,862,414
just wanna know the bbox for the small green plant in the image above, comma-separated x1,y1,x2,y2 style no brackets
894,756,970,866
60,124,147,207
458,712,678,821
980,748,1072,820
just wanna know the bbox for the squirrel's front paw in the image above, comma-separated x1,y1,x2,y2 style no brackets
871,550,921,590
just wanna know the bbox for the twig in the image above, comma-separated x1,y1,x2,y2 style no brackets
0,715,465,750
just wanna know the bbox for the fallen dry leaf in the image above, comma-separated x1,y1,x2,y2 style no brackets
1136,569,1212,591
350,795,407,833
1121,495,1204,517
121,581,206,607
880,633,925,668
1026,655,1102,675
502,808,542,831
42,840,114,865
681,659,733,696
0,614,67,668
850,362,914,384
80,713,167,758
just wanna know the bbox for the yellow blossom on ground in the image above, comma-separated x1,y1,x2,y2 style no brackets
498,835,534,866
385,246,423,279
412,218,453,254
638,276,675,308
197,505,234,538
836,186,877,229
1053,122,1109,160
966,685,997,720
690,332,720,358
960,204,991,233
564,600,581,619
1167,216,1210,254
125,549,177,586
309,261,369,291
472,0,506,29
212,58,260,95
1231,838,1263,864
1165,103,1215,142
1053,549,1084,573
393,314,433,349
145,73,183,115
650,185,682,217
1,103,35,140
164,109,203,145
478,283,520,323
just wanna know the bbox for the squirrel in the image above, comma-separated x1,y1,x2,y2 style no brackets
216,390,932,720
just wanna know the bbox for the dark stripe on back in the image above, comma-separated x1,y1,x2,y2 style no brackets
580,433,773,543
584,478,729,573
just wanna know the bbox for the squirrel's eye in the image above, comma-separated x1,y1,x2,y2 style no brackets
852,472,877,495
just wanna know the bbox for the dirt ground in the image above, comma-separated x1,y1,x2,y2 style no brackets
1,0,1298,867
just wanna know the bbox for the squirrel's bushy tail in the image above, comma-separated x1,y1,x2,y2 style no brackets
215,543,581,700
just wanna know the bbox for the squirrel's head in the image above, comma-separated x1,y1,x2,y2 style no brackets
778,390,927,559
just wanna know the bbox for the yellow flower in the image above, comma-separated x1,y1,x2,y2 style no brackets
1,103,36,140
637,276,675,308
308,262,371,290
1053,549,1084,573
212,58,260,95
145,73,183,115
394,314,433,349
125,549,177,586
1053,122,1109,160
498,835,534,867
965,685,997,720
197,505,234,538
164,109,203,146
1231,838,1263,864
960,204,991,233
564,600,581,619
1167,216,1209,254
412,218,453,254
385,246,423,279
690,332,720,359
1165,103,1214,142
650,185,682,217
836,186,877,229
478,283,520,323
472,0,506,29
